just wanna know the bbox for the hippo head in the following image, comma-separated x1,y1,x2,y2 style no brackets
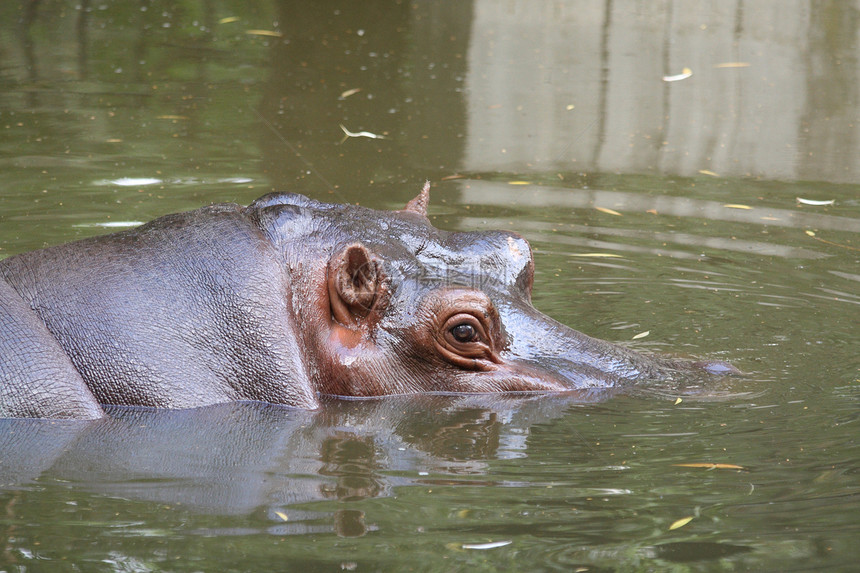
249,183,698,399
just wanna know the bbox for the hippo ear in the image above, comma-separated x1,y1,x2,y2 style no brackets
402,180,430,218
328,243,386,327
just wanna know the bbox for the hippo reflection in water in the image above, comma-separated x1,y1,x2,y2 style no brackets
0,183,735,419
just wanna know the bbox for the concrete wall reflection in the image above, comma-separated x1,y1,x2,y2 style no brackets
464,0,860,183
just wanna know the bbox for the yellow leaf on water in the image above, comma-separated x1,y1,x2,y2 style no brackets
219,16,239,24
595,206,622,216
723,204,752,210
673,463,746,470
571,253,623,258
246,29,282,37
632,330,650,340
805,230,816,237
715,62,751,68
508,181,531,185
274,511,289,521
669,516,694,530
663,68,693,82
340,88,362,99
698,169,719,177
674,397,683,405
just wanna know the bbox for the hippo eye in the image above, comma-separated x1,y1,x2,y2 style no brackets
432,297,503,371
443,314,485,348
439,312,497,368
450,322,477,343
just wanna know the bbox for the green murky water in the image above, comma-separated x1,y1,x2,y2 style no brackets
1,2,858,571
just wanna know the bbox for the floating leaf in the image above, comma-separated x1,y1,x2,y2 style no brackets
673,463,746,470
715,62,751,68
698,169,719,177
508,181,531,185
571,253,623,258
663,67,692,82
109,178,161,187
339,88,362,99
219,16,239,24
723,204,752,210
340,124,386,140
246,29,282,37
441,174,465,181
566,104,575,110
595,206,622,216
802,232,860,250
274,511,289,521
462,541,512,550
796,197,835,206
669,516,694,530
674,397,683,405
157,115,188,120
632,330,650,340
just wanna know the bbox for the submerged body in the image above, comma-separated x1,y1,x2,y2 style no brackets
0,184,734,419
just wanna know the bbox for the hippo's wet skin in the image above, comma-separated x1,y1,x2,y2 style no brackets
0,183,735,419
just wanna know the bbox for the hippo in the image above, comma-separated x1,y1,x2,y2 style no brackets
0,183,735,419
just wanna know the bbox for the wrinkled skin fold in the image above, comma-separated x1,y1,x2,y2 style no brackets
0,184,736,419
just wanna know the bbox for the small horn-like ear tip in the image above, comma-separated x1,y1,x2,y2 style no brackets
403,180,431,217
